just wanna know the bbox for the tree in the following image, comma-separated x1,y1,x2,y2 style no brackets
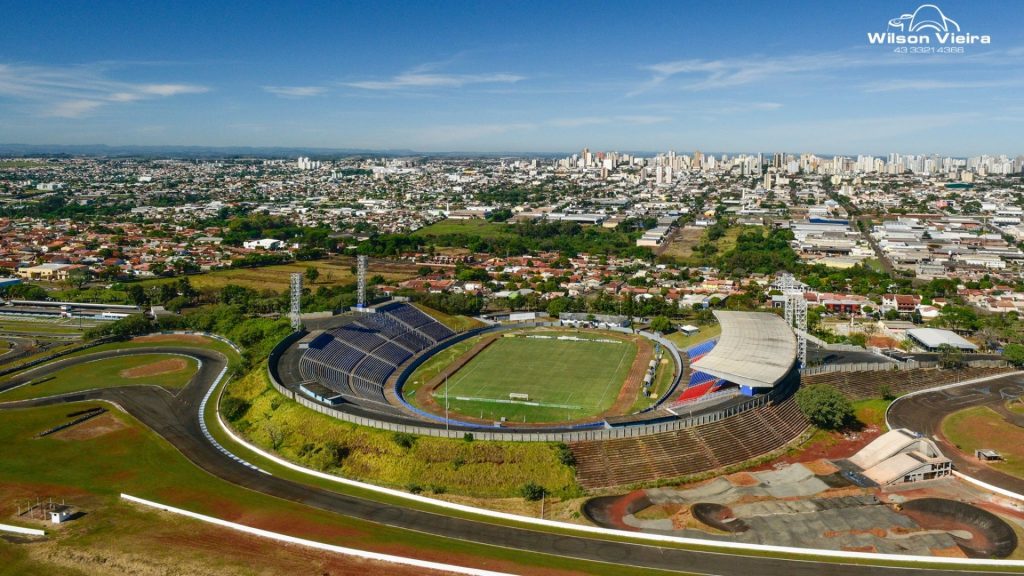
126,284,148,306
649,316,672,334
795,383,855,430
937,344,965,369
1002,343,1024,366
304,265,320,284
66,267,91,290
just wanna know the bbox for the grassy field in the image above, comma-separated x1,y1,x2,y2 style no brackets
658,226,705,259
0,317,94,336
666,323,722,351
661,225,745,265
436,332,636,423
412,303,484,332
226,369,578,497
852,398,891,428
403,335,484,400
631,352,677,412
136,257,418,292
412,218,513,239
942,406,1024,479
0,400,671,576
863,258,885,272
0,353,199,401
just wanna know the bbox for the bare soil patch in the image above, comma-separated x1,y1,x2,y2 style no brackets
725,471,760,487
120,358,189,379
52,412,127,441
604,336,653,417
803,458,840,475
133,334,212,345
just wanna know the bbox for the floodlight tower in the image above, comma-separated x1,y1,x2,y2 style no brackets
289,272,302,330
780,273,808,367
357,255,368,309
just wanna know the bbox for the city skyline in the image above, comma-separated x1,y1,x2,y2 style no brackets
0,0,1022,155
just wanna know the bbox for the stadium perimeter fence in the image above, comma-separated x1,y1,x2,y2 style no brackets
267,326,769,442
802,358,1008,376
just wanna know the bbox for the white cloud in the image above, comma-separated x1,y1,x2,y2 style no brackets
629,47,1024,95
263,85,328,97
862,79,1023,93
48,100,105,118
549,116,608,128
549,115,672,127
345,71,524,91
0,62,208,117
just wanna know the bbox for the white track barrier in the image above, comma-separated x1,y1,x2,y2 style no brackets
121,494,515,576
0,523,45,536
886,370,1024,505
211,379,1024,568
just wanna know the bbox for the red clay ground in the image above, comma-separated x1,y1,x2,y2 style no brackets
119,358,189,379
608,336,653,416
52,412,127,441
749,425,884,472
133,334,213,345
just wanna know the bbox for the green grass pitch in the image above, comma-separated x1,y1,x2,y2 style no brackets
0,354,199,402
434,332,637,423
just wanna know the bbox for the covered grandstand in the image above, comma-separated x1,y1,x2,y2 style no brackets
690,311,798,396
296,303,455,411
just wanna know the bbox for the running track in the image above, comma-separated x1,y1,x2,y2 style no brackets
0,345,1015,575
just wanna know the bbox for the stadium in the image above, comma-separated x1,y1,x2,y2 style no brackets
271,301,806,486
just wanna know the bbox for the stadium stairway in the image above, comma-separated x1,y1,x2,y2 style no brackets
802,366,1013,401
569,396,809,489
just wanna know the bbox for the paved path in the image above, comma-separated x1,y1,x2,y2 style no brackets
0,345,1016,575
888,372,1024,495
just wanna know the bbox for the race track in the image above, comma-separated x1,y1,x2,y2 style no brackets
888,371,1024,496
1,345,1016,575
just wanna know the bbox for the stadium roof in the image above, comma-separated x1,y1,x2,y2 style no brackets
690,311,797,389
906,328,978,351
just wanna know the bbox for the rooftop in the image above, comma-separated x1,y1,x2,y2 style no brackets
906,327,978,351
690,310,797,389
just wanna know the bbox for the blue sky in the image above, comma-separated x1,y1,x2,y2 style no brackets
0,0,1021,155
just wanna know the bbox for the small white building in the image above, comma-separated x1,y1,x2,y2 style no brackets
49,506,73,524
242,238,284,250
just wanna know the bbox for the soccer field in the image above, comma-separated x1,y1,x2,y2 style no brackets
435,332,637,423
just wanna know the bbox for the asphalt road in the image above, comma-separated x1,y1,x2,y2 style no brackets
0,346,1016,575
888,372,1024,495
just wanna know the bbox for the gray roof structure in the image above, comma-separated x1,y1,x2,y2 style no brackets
906,328,978,351
690,311,797,389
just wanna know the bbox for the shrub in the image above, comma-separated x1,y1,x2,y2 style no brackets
406,483,423,494
391,431,417,449
1003,343,1024,366
519,482,547,501
463,432,474,442
878,384,895,401
555,443,576,467
795,383,854,430
221,396,251,422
